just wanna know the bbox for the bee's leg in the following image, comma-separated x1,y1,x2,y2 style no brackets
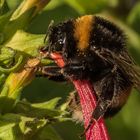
36,65,66,82
84,70,119,133
36,60,86,81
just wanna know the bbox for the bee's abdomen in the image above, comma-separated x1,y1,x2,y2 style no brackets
104,86,132,118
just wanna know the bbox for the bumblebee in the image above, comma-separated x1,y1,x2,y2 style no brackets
41,15,140,120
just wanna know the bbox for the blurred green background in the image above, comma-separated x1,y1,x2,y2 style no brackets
7,0,140,139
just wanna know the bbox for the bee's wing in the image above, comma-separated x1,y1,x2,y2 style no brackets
94,48,140,91
113,53,140,92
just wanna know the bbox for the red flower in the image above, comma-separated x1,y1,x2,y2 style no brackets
50,53,110,140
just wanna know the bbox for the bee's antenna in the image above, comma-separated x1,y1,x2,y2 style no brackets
44,20,54,44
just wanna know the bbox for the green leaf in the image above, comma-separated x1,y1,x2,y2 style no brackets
75,0,109,14
0,113,47,140
33,125,63,140
127,2,140,34
0,122,21,140
0,11,12,32
0,114,23,140
45,0,64,10
32,97,61,110
0,55,23,73
0,0,9,16
0,12,12,44
14,98,65,118
0,87,22,113
0,96,16,113
2,7,35,42
107,0,119,7
0,73,6,86
64,0,85,14
0,47,23,73
19,116,47,137
0,47,15,63
5,30,45,56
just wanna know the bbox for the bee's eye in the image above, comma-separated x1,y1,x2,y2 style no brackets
53,38,64,51
58,38,63,45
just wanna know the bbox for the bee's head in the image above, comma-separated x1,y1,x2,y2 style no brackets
47,23,67,53
45,19,76,57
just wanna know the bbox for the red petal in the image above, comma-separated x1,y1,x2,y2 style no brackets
73,80,110,140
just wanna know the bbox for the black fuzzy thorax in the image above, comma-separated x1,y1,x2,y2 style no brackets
90,16,126,53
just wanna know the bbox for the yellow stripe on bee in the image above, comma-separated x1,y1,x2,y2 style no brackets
74,15,94,51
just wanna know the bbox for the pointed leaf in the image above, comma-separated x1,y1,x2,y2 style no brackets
33,125,63,140
3,7,35,42
5,30,45,56
14,100,62,118
0,0,9,16
0,113,47,140
32,97,61,110
0,12,12,32
0,114,23,140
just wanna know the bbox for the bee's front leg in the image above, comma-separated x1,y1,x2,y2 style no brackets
36,65,66,82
